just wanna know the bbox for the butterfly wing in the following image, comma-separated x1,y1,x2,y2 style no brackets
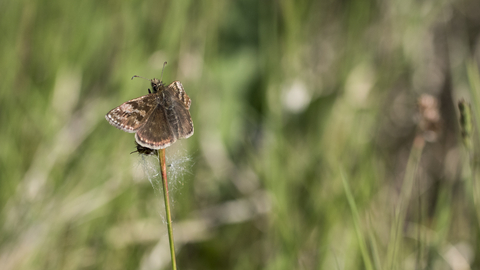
106,80,194,149
105,94,157,133
135,105,176,149
168,81,191,109
167,98,194,140
165,82,194,139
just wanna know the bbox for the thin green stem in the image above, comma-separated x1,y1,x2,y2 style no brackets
458,98,480,226
159,148,177,270
387,135,425,269
341,170,374,270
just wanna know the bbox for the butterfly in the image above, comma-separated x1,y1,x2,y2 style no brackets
105,77,194,149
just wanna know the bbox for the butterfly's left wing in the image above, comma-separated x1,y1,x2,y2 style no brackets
105,94,157,133
135,106,176,149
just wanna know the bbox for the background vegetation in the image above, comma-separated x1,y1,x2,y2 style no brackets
2,0,480,269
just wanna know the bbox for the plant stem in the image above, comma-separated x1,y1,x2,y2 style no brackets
387,135,425,269
159,148,177,270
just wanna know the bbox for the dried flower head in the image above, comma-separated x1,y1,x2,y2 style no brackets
131,141,158,156
417,94,442,142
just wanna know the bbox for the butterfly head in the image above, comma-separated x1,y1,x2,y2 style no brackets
150,78,165,93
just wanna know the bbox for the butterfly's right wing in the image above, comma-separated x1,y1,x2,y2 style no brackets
105,94,157,133
165,82,194,140
168,81,191,109
168,98,194,140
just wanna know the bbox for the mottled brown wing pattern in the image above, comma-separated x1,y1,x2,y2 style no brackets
135,106,176,149
105,94,157,133
165,98,194,140
105,78,194,150
167,81,191,109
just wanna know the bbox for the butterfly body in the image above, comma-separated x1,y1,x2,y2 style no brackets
106,79,194,150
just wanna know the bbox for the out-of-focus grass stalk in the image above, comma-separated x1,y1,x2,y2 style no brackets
386,135,425,269
341,170,374,270
458,100,473,152
158,148,177,270
367,214,382,270
465,61,480,225
467,61,480,134
458,100,479,222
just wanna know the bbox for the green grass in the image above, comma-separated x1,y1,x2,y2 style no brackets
1,0,480,269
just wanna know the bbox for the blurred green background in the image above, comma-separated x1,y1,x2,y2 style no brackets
2,0,480,269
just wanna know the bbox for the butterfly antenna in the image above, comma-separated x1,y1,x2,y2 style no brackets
131,75,149,81
160,61,167,81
